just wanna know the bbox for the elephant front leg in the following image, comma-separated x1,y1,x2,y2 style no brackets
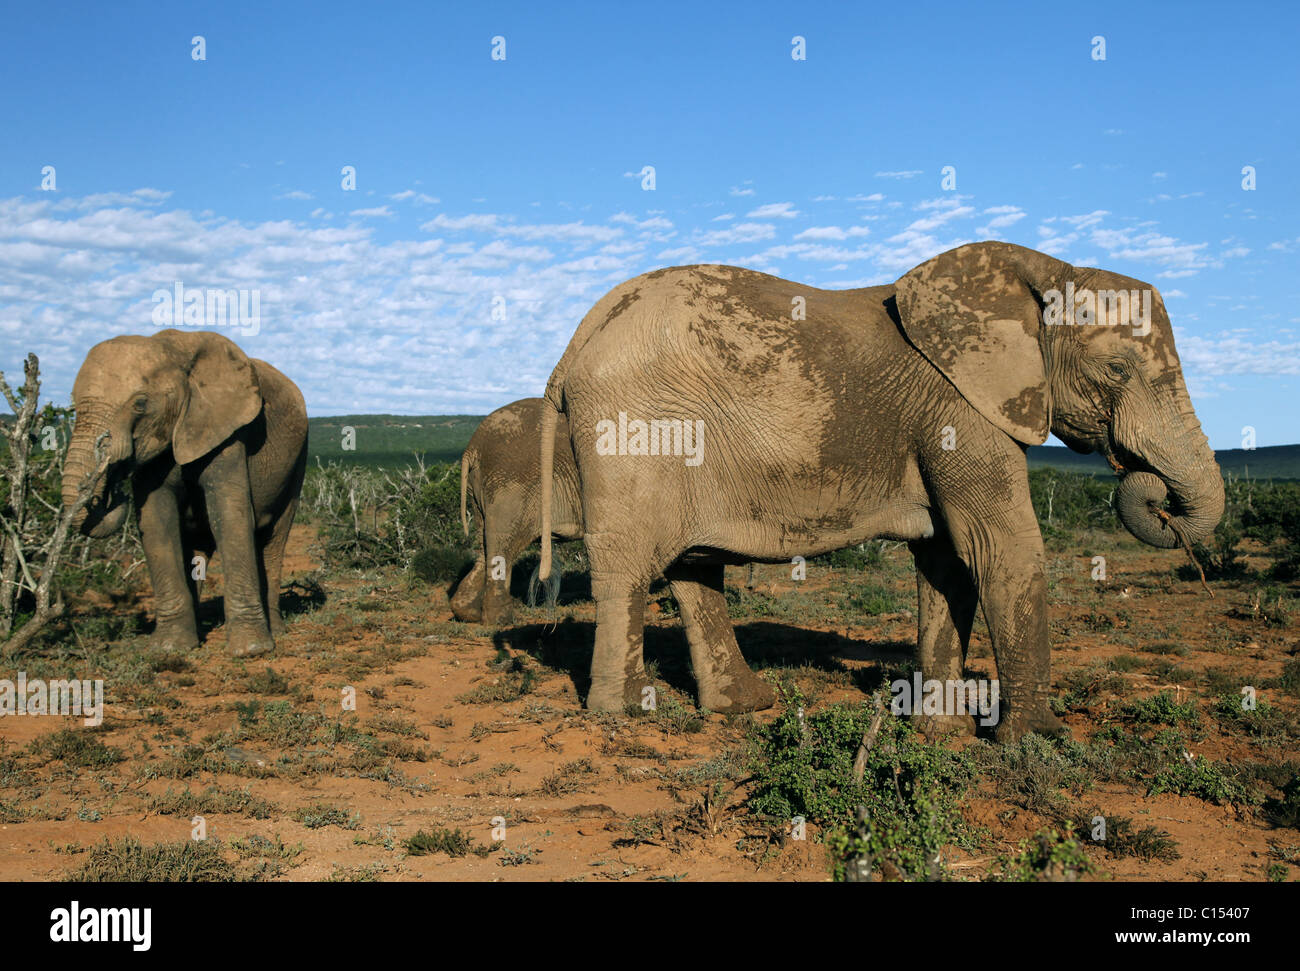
948,521,1063,744
909,535,979,737
202,447,274,658
480,558,516,627
667,563,774,713
136,483,200,652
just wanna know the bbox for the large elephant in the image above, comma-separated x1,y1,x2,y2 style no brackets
451,398,582,625
61,329,308,658
538,242,1223,740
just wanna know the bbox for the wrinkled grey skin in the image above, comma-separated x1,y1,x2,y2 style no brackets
539,242,1223,739
62,330,308,658
451,398,582,625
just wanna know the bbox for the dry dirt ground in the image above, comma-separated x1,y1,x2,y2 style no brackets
1,523,1297,882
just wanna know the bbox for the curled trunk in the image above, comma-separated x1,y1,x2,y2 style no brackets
1113,381,1224,549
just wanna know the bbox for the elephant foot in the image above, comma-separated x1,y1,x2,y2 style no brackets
586,674,654,713
698,670,777,714
227,624,275,659
479,603,515,627
450,587,485,623
269,612,287,636
152,625,200,653
914,711,977,738
450,602,483,623
994,707,1066,745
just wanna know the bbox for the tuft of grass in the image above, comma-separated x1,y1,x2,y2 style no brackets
293,803,362,830
243,667,291,695
28,730,125,769
540,758,598,796
147,785,279,820
457,652,537,704
993,829,1095,882
65,837,241,882
403,827,494,858
1264,775,1300,829
1077,811,1180,862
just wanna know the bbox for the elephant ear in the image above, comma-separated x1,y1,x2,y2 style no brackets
161,330,263,465
894,242,1070,446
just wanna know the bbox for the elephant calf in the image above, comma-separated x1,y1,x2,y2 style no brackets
451,398,582,625
62,330,308,658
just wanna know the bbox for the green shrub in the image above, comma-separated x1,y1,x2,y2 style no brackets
993,829,1095,882
411,545,474,584
749,690,976,881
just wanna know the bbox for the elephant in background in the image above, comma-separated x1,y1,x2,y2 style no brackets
539,242,1223,739
62,329,308,658
452,398,582,625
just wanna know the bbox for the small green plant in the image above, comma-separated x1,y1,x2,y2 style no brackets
403,827,493,858
66,837,240,882
994,829,1095,882
1148,754,1258,806
540,758,598,796
750,688,975,881
1078,811,1180,863
498,843,541,867
243,667,291,695
813,542,885,572
411,545,474,584
1264,775,1300,829
1117,691,1200,728
28,730,124,769
293,803,361,830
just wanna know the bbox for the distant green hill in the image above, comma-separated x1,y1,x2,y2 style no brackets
1028,443,1300,480
307,415,481,467
308,414,1300,479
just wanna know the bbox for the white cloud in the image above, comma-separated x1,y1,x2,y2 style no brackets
794,225,870,241
693,222,775,246
390,190,439,205
746,202,799,219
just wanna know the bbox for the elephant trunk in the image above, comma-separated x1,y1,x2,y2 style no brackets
61,412,125,537
1113,381,1224,550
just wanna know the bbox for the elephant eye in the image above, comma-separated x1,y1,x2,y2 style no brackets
1106,360,1131,381
132,396,148,414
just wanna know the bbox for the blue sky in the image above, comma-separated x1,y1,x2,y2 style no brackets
1,0,1297,448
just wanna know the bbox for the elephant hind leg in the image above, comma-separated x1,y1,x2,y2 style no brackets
259,494,298,637
910,534,979,737
667,562,775,713
583,529,666,712
480,516,535,627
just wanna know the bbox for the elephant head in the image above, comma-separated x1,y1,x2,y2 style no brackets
62,329,263,538
894,241,1223,550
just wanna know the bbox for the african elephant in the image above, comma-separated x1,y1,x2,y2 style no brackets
61,329,308,658
451,398,582,625
538,242,1223,740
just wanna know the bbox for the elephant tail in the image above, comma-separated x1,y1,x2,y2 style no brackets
460,447,475,538
538,399,558,581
